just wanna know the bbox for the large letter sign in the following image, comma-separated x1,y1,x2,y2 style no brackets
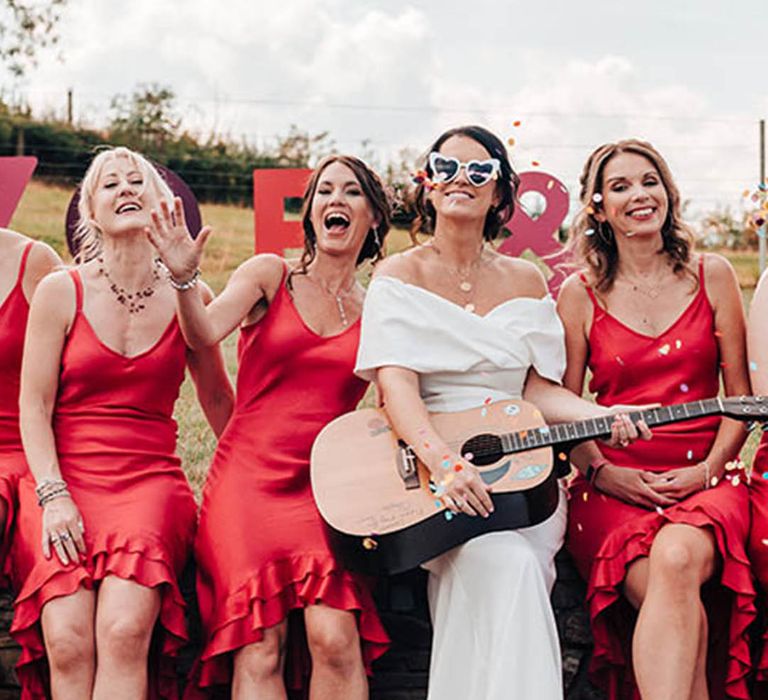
253,169,312,255
0,156,37,227
498,171,570,297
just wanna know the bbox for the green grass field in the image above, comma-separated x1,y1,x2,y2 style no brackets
9,179,764,494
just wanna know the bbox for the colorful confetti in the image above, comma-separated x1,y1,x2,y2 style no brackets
582,492,589,502
454,464,463,472
362,537,378,550
658,343,671,356
507,137,515,147
710,476,719,487
463,452,474,461
547,180,555,190
750,361,759,372
687,450,694,460
655,506,664,515
592,193,603,203
444,511,454,521
531,160,540,167
680,383,689,393
512,120,522,127
675,340,682,350
585,228,596,236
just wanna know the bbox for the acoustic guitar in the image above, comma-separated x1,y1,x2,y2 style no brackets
310,396,766,575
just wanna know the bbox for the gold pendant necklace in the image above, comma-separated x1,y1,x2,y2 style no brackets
306,273,357,327
429,241,485,312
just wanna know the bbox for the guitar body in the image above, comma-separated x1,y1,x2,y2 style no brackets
311,399,562,575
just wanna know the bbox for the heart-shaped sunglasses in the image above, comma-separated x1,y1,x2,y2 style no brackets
428,152,501,187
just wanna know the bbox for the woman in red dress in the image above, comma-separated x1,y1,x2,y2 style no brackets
0,229,60,586
746,268,768,697
13,147,233,699
148,155,390,699
559,139,753,699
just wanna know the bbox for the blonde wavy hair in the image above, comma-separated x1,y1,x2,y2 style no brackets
564,139,695,293
74,147,174,263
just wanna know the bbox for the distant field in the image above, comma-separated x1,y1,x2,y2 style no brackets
9,179,764,493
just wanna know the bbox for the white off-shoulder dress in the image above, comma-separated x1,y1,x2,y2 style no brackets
356,275,568,700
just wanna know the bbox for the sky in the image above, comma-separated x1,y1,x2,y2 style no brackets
3,0,767,221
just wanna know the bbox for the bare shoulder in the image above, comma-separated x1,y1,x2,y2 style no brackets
233,253,285,291
558,272,591,305
26,241,63,280
491,254,548,298
30,268,77,324
372,245,428,283
699,252,739,302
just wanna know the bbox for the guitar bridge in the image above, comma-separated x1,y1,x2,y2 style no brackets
396,440,420,490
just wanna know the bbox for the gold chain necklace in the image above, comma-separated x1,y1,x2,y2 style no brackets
621,267,668,300
428,241,486,313
97,257,161,314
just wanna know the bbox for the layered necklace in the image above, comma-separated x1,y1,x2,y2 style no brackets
97,256,162,314
428,240,486,313
305,272,358,327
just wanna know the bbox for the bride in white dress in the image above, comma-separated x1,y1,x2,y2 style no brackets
355,125,646,699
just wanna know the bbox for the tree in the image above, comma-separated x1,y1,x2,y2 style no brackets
0,0,67,76
109,84,181,151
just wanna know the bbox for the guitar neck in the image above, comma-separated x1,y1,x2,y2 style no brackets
500,398,725,455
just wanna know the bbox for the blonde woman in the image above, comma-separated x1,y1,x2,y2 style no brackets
13,147,233,699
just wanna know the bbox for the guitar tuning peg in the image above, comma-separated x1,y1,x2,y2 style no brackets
745,421,758,432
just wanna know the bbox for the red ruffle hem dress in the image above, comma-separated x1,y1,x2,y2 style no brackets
11,269,197,699
747,434,768,694
187,269,388,698
566,263,754,700
0,242,34,587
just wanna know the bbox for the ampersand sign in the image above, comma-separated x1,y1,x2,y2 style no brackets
0,156,37,227
253,169,312,255
498,171,571,297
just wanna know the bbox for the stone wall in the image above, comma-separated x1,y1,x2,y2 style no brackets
0,550,604,699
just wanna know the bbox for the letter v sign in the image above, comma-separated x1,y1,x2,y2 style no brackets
0,156,37,227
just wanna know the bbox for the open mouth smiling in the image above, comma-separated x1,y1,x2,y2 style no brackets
324,212,351,233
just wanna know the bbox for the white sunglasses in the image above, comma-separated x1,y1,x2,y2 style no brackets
428,152,501,187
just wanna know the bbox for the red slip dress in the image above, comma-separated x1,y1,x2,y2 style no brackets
566,259,754,700
11,269,197,700
0,242,34,586
188,267,388,698
748,435,768,695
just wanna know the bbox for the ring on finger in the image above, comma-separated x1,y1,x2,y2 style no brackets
49,533,59,543
59,532,71,541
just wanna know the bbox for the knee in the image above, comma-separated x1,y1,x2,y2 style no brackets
306,622,360,671
234,636,285,682
650,539,711,587
45,619,94,674
97,613,155,664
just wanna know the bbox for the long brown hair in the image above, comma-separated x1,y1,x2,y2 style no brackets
289,155,391,285
565,139,695,292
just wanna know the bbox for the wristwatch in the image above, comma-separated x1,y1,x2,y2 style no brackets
586,456,610,485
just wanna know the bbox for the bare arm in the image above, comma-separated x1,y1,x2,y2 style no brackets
377,366,494,518
185,284,235,437
146,197,282,348
20,272,86,564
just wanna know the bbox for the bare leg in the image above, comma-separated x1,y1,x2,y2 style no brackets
41,587,96,700
627,524,715,700
92,576,161,700
232,620,288,700
305,604,367,700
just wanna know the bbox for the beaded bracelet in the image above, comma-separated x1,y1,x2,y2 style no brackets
38,488,72,507
35,478,71,507
168,268,201,291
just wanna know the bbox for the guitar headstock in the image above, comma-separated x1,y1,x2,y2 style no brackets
721,395,768,421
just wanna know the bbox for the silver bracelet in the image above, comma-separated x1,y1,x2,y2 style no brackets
168,268,201,291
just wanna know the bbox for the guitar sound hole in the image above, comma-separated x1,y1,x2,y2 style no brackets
461,434,503,466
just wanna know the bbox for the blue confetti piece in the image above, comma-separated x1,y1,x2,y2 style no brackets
762,472,768,480
444,511,454,521
441,459,451,469
750,361,759,372
434,499,442,508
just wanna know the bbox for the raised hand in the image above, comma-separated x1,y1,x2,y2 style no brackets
145,196,212,282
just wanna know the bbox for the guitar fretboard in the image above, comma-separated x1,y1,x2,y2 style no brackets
499,398,724,455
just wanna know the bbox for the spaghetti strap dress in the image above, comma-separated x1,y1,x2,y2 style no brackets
747,433,768,694
355,275,568,700
187,268,388,698
11,269,197,700
566,258,754,700
0,241,34,586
